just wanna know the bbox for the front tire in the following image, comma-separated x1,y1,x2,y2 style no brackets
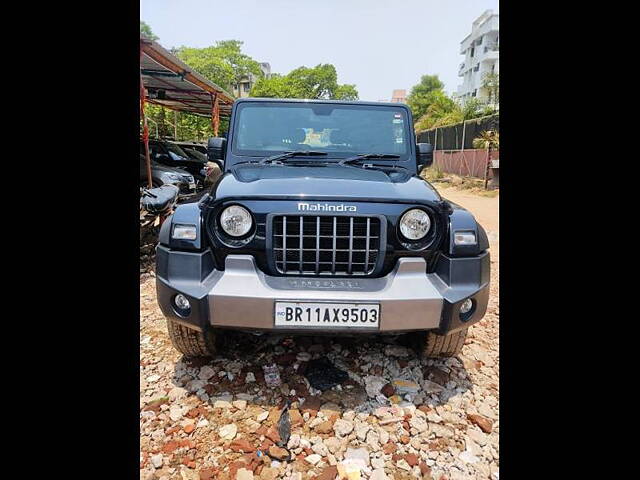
419,328,468,358
166,320,217,357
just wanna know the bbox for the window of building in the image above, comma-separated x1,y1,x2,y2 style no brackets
470,47,475,57
472,90,477,97
243,83,251,93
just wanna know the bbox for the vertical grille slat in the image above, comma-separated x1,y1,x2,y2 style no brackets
365,217,370,273
273,215,381,276
299,216,303,273
348,217,354,274
332,216,337,274
315,217,320,274
282,216,287,274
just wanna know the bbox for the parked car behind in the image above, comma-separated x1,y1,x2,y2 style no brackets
139,154,196,196
141,139,208,189
173,141,207,156
168,141,223,186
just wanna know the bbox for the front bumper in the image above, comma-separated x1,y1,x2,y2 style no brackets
156,249,489,335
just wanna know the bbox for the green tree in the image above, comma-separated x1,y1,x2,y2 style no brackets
406,75,445,121
250,64,358,100
145,104,231,141
414,95,494,131
481,73,499,108
143,40,257,141
140,21,158,41
174,41,262,93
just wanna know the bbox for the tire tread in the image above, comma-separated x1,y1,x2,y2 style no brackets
166,320,216,357
421,328,468,358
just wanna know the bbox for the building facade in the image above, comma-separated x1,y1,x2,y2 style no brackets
456,10,499,107
233,62,272,98
390,89,407,103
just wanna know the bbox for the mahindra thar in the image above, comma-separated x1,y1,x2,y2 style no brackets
156,98,490,358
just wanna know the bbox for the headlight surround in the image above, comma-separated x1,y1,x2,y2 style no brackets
219,205,253,237
399,208,431,241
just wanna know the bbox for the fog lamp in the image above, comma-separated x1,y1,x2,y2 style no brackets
460,298,473,314
174,294,191,311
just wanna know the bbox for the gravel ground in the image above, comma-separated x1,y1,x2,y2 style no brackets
140,190,499,480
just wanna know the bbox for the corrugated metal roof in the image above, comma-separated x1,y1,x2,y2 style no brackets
140,35,235,116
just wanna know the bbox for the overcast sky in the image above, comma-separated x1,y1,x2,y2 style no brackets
140,0,499,101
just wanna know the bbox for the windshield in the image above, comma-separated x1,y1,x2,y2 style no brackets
165,142,190,160
231,102,411,162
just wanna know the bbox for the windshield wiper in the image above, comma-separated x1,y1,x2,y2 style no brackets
338,153,401,166
260,150,328,164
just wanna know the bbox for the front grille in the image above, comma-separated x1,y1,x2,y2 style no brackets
272,215,381,276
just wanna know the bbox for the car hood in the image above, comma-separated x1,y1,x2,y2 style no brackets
152,162,192,176
212,164,442,203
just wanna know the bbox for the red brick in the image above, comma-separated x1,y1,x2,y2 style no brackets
183,424,195,434
265,427,281,444
467,414,493,433
404,453,419,467
230,438,255,453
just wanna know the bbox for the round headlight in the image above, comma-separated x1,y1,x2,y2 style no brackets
399,208,431,240
219,205,253,237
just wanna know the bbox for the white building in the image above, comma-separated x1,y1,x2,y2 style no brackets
233,62,272,98
456,10,499,107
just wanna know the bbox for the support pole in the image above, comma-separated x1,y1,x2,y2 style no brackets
211,93,220,137
174,110,178,141
483,144,492,190
140,63,153,189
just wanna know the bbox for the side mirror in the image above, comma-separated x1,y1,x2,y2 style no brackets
208,137,227,165
416,143,434,172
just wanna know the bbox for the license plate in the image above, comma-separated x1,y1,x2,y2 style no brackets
274,302,380,328
189,183,196,190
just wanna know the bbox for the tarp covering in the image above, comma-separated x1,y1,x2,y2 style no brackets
417,114,499,150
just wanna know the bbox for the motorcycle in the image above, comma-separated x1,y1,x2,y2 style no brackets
140,184,179,244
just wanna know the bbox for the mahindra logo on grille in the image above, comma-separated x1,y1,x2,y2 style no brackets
298,202,357,212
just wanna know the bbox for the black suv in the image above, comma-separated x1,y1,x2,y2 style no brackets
156,98,490,359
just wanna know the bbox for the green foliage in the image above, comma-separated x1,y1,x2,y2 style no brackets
422,163,445,182
250,64,358,100
472,130,499,149
142,40,260,141
406,75,445,121
174,40,263,93
144,104,230,142
481,73,499,107
140,21,158,41
408,73,498,132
